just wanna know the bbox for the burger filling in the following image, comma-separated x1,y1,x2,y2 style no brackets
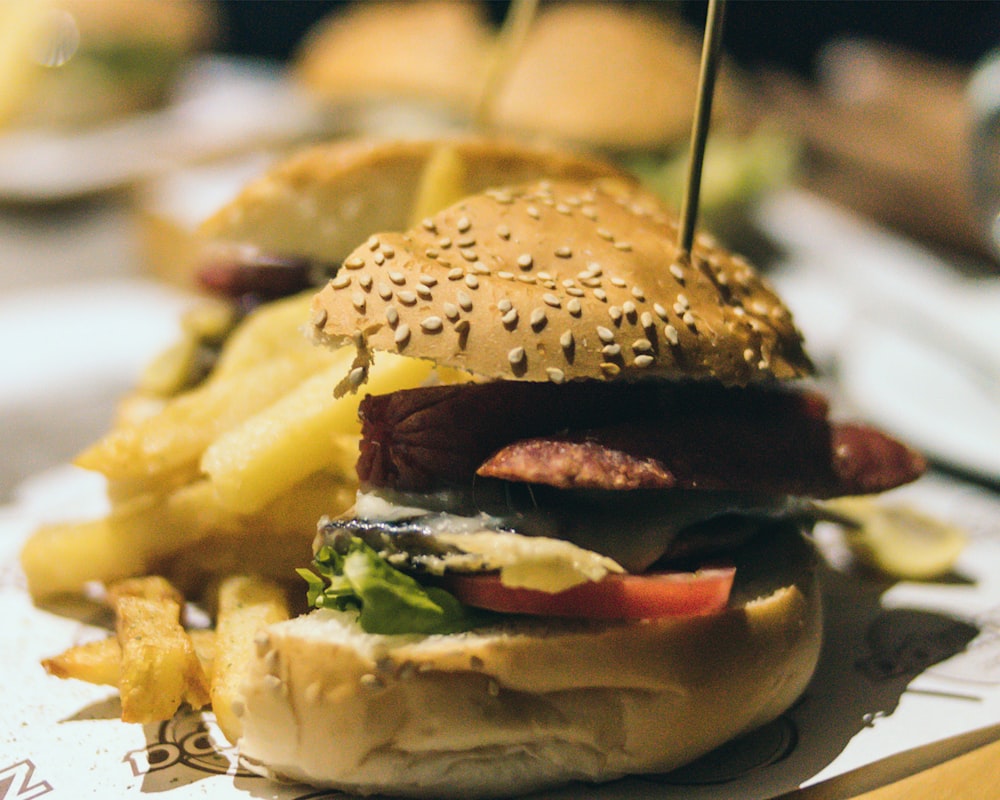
301,379,926,633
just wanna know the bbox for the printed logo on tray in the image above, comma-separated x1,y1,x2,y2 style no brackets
123,710,343,799
0,760,53,800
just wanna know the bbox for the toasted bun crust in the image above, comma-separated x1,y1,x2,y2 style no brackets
294,1,492,115
198,137,627,268
237,524,821,798
312,178,811,385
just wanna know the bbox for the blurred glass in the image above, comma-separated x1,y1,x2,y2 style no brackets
969,48,1000,260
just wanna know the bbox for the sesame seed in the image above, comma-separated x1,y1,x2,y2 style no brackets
546,367,566,383
594,288,608,302
425,248,439,259
312,308,327,328
394,324,411,347
614,241,633,251
526,206,540,219
457,236,476,248
498,271,514,280
416,284,433,299
421,218,437,232
472,261,491,275
602,344,622,357
517,254,533,270
448,267,464,280
560,330,574,350
389,271,406,286
631,286,645,300
567,298,582,316
530,308,547,329
332,273,351,289
634,354,654,368
460,248,478,262
670,263,685,281
543,293,561,308
443,302,460,320
632,338,653,353
683,311,696,327
581,206,598,220
640,311,654,328
609,306,623,322
385,307,399,326
456,216,471,232
352,293,366,312
518,275,536,284
419,275,438,287
743,348,756,363
600,362,621,377
622,301,637,318
464,274,479,289
653,303,668,320
457,291,473,311
610,276,627,288
498,298,512,312
596,228,613,241
538,271,553,282
556,203,572,214
502,308,518,326
566,287,585,297
496,224,511,239
397,291,417,305
438,237,452,249
664,324,679,345
377,282,393,300
555,246,572,258
421,316,443,333
349,366,366,387
677,293,690,308
597,326,615,343
508,347,525,365
586,263,603,276
367,235,380,251
359,273,373,290
381,244,395,258
373,252,386,266
344,255,365,270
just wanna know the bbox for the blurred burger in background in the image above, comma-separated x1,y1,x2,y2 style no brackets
0,0,216,131
291,0,799,242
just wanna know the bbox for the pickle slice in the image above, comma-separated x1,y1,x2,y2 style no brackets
825,496,967,580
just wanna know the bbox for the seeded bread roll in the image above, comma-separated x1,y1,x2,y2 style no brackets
311,178,812,387
198,137,627,270
238,523,821,799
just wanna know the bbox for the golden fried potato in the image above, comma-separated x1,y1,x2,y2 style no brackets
211,576,290,744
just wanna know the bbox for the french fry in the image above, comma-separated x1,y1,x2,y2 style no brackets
74,346,340,486
41,630,215,688
21,470,355,601
211,576,290,744
202,351,432,514
209,291,318,380
42,637,122,687
110,576,211,724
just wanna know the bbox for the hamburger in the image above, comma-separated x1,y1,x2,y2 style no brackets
234,177,925,797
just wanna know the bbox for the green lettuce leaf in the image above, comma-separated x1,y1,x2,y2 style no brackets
298,537,481,635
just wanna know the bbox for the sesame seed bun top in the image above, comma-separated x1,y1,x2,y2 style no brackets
312,178,812,387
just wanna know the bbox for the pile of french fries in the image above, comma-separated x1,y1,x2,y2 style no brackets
25,288,455,729
42,574,288,744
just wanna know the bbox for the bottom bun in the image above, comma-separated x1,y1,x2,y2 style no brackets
236,522,822,798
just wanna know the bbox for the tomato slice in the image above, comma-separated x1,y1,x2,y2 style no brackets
444,567,735,620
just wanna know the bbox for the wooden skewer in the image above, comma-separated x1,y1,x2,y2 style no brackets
676,0,727,259
474,0,539,130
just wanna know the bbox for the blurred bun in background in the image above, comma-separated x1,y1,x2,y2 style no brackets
0,0,217,130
